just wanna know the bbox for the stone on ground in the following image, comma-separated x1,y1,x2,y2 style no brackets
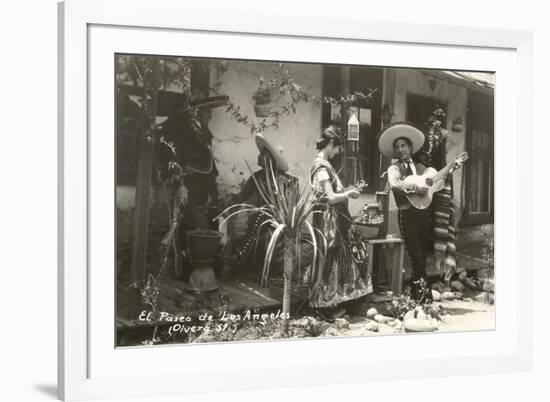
366,307,378,319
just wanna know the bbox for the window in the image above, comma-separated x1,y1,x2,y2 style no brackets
322,65,384,190
463,91,494,224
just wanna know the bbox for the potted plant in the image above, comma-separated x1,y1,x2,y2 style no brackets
216,160,325,336
451,115,464,132
354,203,384,239
252,78,273,117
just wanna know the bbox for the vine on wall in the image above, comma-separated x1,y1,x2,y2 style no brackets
211,61,377,133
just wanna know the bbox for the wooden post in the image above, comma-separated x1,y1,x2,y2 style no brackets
379,68,397,237
394,242,405,296
129,58,160,317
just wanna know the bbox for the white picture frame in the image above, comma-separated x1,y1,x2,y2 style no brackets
58,0,533,400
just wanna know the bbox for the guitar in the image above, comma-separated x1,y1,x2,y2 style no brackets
403,151,469,209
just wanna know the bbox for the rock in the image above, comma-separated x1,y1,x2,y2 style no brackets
431,290,442,301
393,320,403,330
270,332,284,340
482,279,495,292
296,317,312,327
431,281,444,293
473,291,488,303
366,307,378,319
374,314,393,324
414,307,427,320
335,318,350,329
440,313,451,323
443,286,452,293
403,318,438,332
365,321,379,332
471,291,494,304
458,270,468,280
322,327,341,337
403,307,426,321
453,291,463,299
441,291,455,300
463,277,479,290
450,280,465,292
403,310,415,322
463,297,474,302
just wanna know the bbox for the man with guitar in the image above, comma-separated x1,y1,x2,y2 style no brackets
378,123,468,300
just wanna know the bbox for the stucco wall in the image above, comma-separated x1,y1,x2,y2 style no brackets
208,61,323,201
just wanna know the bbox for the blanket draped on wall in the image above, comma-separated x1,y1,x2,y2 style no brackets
417,127,458,283
432,178,457,282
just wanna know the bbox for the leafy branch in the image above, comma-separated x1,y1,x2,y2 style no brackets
211,62,317,133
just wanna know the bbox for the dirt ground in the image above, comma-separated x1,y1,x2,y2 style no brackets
340,299,495,338
117,295,495,346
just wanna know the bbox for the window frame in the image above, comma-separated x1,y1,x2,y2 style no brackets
461,90,495,225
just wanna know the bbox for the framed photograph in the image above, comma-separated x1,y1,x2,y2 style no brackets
58,0,533,400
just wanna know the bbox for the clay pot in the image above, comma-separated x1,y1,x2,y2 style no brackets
187,230,222,262
254,103,271,117
185,230,222,292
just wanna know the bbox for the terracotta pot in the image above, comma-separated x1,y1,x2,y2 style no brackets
356,224,381,239
452,122,464,132
185,230,222,292
254,103,271,117
187,230,222,263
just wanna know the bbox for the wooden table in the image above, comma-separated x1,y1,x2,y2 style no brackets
363,237,406,296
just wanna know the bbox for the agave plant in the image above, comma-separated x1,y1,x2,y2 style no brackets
216,155,327,335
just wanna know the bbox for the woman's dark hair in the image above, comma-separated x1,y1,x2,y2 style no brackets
316,125,344,150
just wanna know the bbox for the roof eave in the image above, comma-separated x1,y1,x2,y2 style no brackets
420,70,494,95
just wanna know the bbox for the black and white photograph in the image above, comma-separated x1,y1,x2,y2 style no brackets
6,0,549,400
115,54,495,347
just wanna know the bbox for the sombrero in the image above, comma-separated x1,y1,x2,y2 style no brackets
188,89,229,109
377,123,425,159
254,133,289,172
189,94,229,109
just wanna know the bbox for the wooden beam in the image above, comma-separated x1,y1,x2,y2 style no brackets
129,58,160,318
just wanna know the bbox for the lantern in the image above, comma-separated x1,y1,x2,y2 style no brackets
347,110,360,141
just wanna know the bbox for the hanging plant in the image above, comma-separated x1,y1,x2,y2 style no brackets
211,62,316,133
417,105,450,168
451,115,464,132
252,78,273,117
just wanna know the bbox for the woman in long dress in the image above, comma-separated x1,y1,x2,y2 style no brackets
309,125,373,312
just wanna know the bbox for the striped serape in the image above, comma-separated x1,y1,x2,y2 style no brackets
432,177,457,282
